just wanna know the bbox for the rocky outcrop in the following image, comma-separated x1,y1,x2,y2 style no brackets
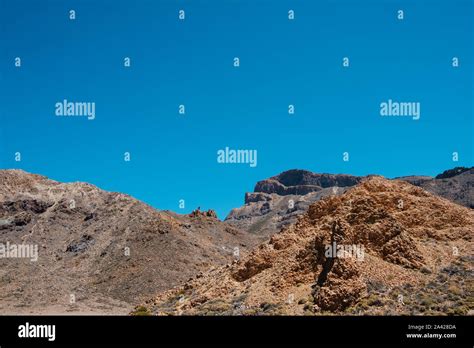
226,167,473,237
253,169,363,196
189,208,218,219
226,170,365,236
398,167,473,208
435,166,472,179
145,177,474,316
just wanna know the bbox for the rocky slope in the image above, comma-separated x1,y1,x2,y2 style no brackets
225,168,473,236
144,177,473,315
0,170,258,314
225,170,365,237
398,167,473,209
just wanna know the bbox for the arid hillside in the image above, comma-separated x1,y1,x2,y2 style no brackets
225,170,364,237
225,167,473,236
398,167,473,209
145,177,473,316
0,170,258,314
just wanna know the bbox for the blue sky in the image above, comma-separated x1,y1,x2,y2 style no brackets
0,0,472,218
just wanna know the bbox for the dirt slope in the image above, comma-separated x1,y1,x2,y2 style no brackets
0,170,258,314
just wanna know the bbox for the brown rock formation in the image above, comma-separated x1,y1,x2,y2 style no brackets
145,177,473,315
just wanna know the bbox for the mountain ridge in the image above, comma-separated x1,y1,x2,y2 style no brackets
0,167,472,315
0,169,259,314
225,167,473,236
144,176,473,315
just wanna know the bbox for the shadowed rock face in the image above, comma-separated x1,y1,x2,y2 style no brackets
226,168,473,237
226,170,366,237
397,167,473,209
145,177,474,316
0,170,259,315
253,170,364,196
435,167,472,179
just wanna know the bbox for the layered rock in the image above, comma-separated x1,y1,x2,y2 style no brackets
145,177,473,315
226,168,473,237
226,170,364,237
253,169,363,196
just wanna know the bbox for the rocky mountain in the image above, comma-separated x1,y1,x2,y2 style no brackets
435,166,472,179
252,170,364,196
397,167,473,209
225,168,473,236
2,168,472,316
144,177,474,316
225,170,365,237
0,170,259,314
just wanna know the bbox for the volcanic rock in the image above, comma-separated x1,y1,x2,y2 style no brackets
146,177,473,315
0,170,258,314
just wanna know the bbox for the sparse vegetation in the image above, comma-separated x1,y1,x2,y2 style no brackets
130,306,151,316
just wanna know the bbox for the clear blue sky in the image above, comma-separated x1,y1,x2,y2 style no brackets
0,0,472,218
